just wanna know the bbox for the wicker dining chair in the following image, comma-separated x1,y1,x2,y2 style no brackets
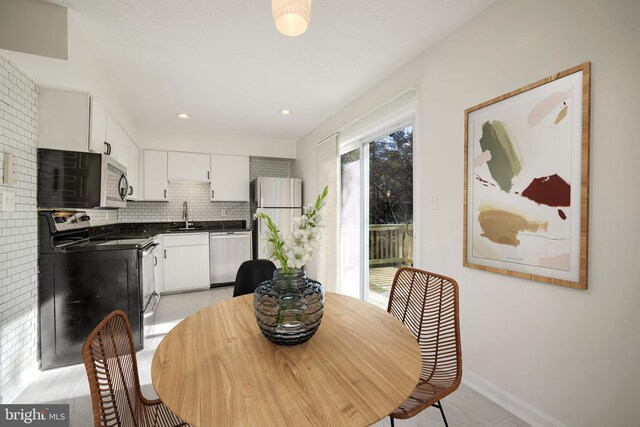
82,310,190,427
387,267,462,427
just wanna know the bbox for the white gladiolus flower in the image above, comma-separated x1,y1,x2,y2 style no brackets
292,227,310,241
257,186,328,271
287,244,311,269
263,241,276,258
312,213,325,227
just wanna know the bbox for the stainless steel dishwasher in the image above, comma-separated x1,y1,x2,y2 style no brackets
209,231,252,285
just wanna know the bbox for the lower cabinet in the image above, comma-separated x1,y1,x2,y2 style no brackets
162,234,210,293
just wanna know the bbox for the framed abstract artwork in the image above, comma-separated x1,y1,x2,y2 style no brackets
464,62,590,289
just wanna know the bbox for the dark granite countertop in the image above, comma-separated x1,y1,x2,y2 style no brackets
89,220,250,240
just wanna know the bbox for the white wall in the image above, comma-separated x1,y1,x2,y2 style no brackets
138,127,296,159
294,1,640,426
0,11,138,141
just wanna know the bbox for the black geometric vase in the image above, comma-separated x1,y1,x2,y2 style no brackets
253,268,324,346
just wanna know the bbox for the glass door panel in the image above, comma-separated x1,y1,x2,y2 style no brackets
367,125,414,309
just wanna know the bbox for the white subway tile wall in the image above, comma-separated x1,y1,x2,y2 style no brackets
0,55,39,402
249,157,295,215
84,209,118,226
116,157,293,224
118,181,251,223
250,157,292,180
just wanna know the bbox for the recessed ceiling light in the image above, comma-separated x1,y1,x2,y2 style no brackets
279,109,293,117
177,113,191,119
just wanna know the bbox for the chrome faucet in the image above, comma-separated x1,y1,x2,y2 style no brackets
182,201,189,229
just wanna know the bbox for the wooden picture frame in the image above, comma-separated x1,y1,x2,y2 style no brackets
463,62,590,290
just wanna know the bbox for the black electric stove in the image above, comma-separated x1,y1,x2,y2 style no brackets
63,236,154,251
38,211,151,370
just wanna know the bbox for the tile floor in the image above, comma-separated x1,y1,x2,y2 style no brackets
13,286,529,427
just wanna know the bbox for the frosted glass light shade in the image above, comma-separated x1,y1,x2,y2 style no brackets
272,0,312,37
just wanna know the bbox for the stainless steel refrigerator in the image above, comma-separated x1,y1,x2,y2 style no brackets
252,177,303,260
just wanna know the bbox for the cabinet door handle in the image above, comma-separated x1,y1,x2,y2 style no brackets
128,186,133,196
104,141,109,155
164,249,167,259
211,190,214,199
154,256,158,266
164,189,167,199
207,171,210,180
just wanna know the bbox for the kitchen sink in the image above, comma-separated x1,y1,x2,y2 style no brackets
167,222,205,232
167,226,204,232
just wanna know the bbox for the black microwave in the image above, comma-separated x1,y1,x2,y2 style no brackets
38,149,129,209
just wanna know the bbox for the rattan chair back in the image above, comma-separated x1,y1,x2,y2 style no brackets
387,267,462,421
82,310,189,427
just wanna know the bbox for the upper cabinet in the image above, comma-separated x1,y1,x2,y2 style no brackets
88,96,107,155
39,88,92,152
128,141,142,200
106,118,130,169
168,152,210,182
144,150,169,201
210,155,249,201
39,88,135,168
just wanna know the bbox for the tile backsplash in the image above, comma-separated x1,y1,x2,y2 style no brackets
0,55,39,403
84,210,118,227
118,182,250,223
111,157,294,225
250,157,292,180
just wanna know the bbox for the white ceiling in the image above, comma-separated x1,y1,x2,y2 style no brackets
49,0,494,141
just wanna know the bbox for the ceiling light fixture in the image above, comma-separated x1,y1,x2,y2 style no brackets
272,0,311,37
279,109,293,117
176,113,191,119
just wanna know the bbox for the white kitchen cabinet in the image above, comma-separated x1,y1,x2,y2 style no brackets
38,89,96,153
168,152,211,182
128,140,142,200
144,150,169,201
210,155,249,201
162,233,210,293
106,119,130,168
89,96,108,154
38,89,136,165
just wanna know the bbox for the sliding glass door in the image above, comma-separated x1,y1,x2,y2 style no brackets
340,122,414,308
339,148,362,298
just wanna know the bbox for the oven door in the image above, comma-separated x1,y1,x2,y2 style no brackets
100,155,129,208
142,243,159,317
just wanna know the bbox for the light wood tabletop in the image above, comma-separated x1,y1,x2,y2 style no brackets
151,292,422,426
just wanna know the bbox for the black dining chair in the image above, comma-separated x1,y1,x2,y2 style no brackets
233,259,277,297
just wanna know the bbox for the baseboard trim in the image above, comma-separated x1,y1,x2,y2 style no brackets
462,370,566,427
2,365,39,404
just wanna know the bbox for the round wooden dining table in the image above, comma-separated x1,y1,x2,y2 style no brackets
151,292,421,427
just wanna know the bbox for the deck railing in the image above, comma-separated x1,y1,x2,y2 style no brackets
369,224,413,266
